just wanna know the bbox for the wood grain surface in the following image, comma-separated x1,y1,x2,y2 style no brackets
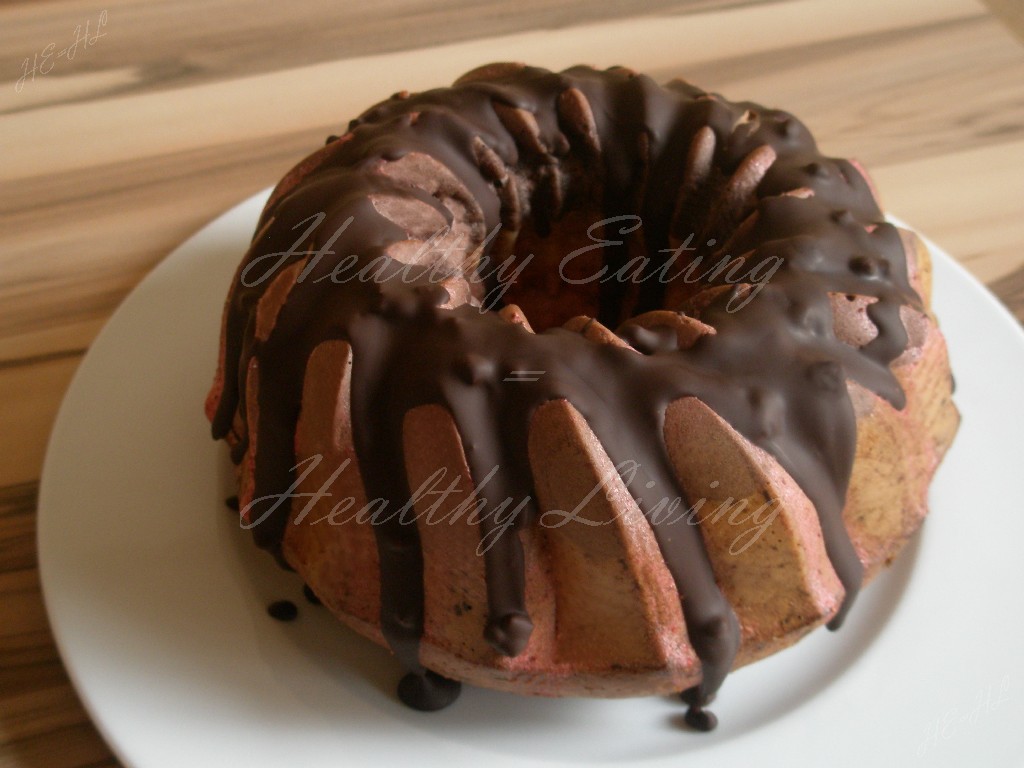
2,0,1023,765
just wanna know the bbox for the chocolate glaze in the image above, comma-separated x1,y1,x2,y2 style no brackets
398,670,463,712
680,687,718,732
268,600,298,622
303,584,322,606
211,65,919,724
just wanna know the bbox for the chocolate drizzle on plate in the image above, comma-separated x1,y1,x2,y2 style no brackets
267,600,298,622
210,64,919,726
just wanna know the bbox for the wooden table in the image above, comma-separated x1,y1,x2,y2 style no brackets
2,0,1022,764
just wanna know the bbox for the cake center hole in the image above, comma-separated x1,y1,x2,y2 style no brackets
483,206,720,332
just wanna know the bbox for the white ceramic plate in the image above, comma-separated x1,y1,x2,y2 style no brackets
39,189,1024,768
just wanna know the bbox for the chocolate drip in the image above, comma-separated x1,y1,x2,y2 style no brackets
302,584,322,606
680,687,718,732
267,600,298,622
211,65,920,725
398,670,463,711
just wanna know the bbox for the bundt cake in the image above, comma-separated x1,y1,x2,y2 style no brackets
206,63,959,729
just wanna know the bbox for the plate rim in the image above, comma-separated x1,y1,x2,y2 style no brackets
36,190,1024,768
